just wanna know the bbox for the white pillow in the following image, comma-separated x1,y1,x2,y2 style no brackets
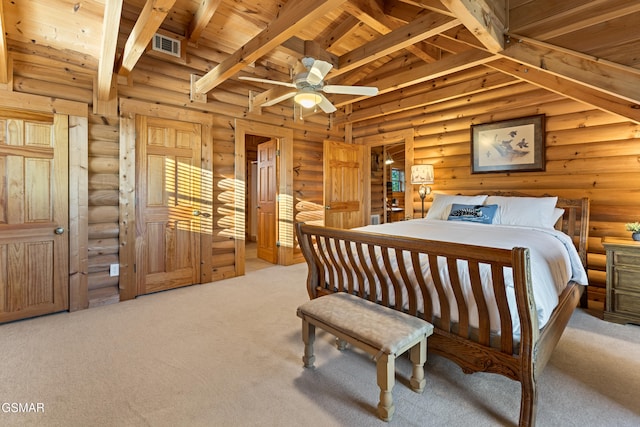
426,193,488,220
486,196,558,228
551,208,565,227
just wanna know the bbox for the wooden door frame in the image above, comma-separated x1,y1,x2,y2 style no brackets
234,119,294,275
0,92,88,311
119,99,214,301
355,129,415,222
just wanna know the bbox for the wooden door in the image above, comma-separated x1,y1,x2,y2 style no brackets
0,112,69,323
136,116,202,295
324,141,365,229
257,139,277,263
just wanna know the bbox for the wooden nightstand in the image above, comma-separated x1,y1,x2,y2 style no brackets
602,237,640,325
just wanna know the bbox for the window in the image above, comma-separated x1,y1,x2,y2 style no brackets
391,168,404,192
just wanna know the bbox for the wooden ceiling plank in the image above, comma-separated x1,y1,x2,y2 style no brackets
502,35,640,104
337,70,517,124
335,14,460,76
517,0,640,40
0,0,8,83
343,0,440,63
187,0,223,43
440,0,506,53
487,58,640,124
510,0,608,33
118,0,177,75
395,0,455,16
319,14,362,51
194,0,350,94
358,48,495,97
98,0,123,100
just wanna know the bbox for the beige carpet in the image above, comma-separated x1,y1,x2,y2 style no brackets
1,262,639,427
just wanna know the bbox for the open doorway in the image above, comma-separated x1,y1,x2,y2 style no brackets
356,129,415,226
234,119,295,276
245,134,275,272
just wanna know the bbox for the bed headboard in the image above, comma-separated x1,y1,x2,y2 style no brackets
555,196,590,268
476,191,590,268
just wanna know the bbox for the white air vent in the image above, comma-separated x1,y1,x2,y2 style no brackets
370,214,381,225
152,33,181,58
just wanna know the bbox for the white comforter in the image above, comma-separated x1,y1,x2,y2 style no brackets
348,219,588,335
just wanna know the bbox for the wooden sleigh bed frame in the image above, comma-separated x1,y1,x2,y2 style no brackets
295,195,589,427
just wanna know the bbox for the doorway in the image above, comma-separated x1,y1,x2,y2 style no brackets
234,120,294,276
356,129,415,225
245,135,277,269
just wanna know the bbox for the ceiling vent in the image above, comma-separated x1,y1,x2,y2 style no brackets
152,33,181,58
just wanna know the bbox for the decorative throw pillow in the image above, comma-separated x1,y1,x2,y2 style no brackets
447,204,498,224
425,193,488,220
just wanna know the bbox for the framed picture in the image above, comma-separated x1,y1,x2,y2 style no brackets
471,114,545,174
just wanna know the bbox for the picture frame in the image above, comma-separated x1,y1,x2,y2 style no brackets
471,114,545,174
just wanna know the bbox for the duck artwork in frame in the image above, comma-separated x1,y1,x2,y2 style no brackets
471,114,546,174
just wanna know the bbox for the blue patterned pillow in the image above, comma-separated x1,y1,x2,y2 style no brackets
447,204,497,224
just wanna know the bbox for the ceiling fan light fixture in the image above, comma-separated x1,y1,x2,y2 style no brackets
294,89,322,109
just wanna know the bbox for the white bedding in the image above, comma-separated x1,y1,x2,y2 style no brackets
336,219,588,335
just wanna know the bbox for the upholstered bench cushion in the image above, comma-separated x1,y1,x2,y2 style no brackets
297,293,433,356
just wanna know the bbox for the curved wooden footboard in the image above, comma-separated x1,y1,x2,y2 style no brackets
295,221,583,427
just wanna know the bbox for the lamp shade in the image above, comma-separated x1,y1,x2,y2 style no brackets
410,164,434,184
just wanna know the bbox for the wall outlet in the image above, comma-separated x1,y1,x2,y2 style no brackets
109,263,119,277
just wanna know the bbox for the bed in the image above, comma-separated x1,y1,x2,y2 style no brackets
295,193,589,427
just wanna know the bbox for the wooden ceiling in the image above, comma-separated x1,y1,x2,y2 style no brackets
1,0,639,123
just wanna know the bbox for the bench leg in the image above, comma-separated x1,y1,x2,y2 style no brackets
302,320,316,368
376,353,395,422
409,337,427,393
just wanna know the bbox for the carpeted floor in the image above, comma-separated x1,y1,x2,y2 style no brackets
0,262,639,426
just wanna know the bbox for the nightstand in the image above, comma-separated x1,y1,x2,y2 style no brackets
602,237,640,325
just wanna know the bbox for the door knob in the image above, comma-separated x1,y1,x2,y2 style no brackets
325,206,331,210
193,210,201,216
54,227,65,235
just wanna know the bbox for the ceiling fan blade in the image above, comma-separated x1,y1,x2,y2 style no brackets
317,94,337,113
323,85,379,96
238,76,296,88
261,90,297,107
306,60,333,85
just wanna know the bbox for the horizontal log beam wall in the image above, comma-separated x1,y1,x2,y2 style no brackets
351,80,640,311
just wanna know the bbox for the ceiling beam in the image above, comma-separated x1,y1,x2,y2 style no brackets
118,0,177,75
279,37,339,67
194,0,349,95
0,0,8,83
254,86,296,107
439,0,506,53
187,0,222,43
501,35,640,105
333,14,460,77
487,57,640,124
98,0,123,100
343,0,440,63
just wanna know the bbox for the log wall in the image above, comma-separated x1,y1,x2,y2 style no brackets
7,39,639,312
350,75,640,310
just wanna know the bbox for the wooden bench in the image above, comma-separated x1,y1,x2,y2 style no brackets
296,292,434,421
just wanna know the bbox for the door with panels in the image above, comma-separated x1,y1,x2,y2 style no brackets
136,116,203,295
0,111,69,323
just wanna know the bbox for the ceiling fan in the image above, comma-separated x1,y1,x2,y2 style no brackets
239,57,379,113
